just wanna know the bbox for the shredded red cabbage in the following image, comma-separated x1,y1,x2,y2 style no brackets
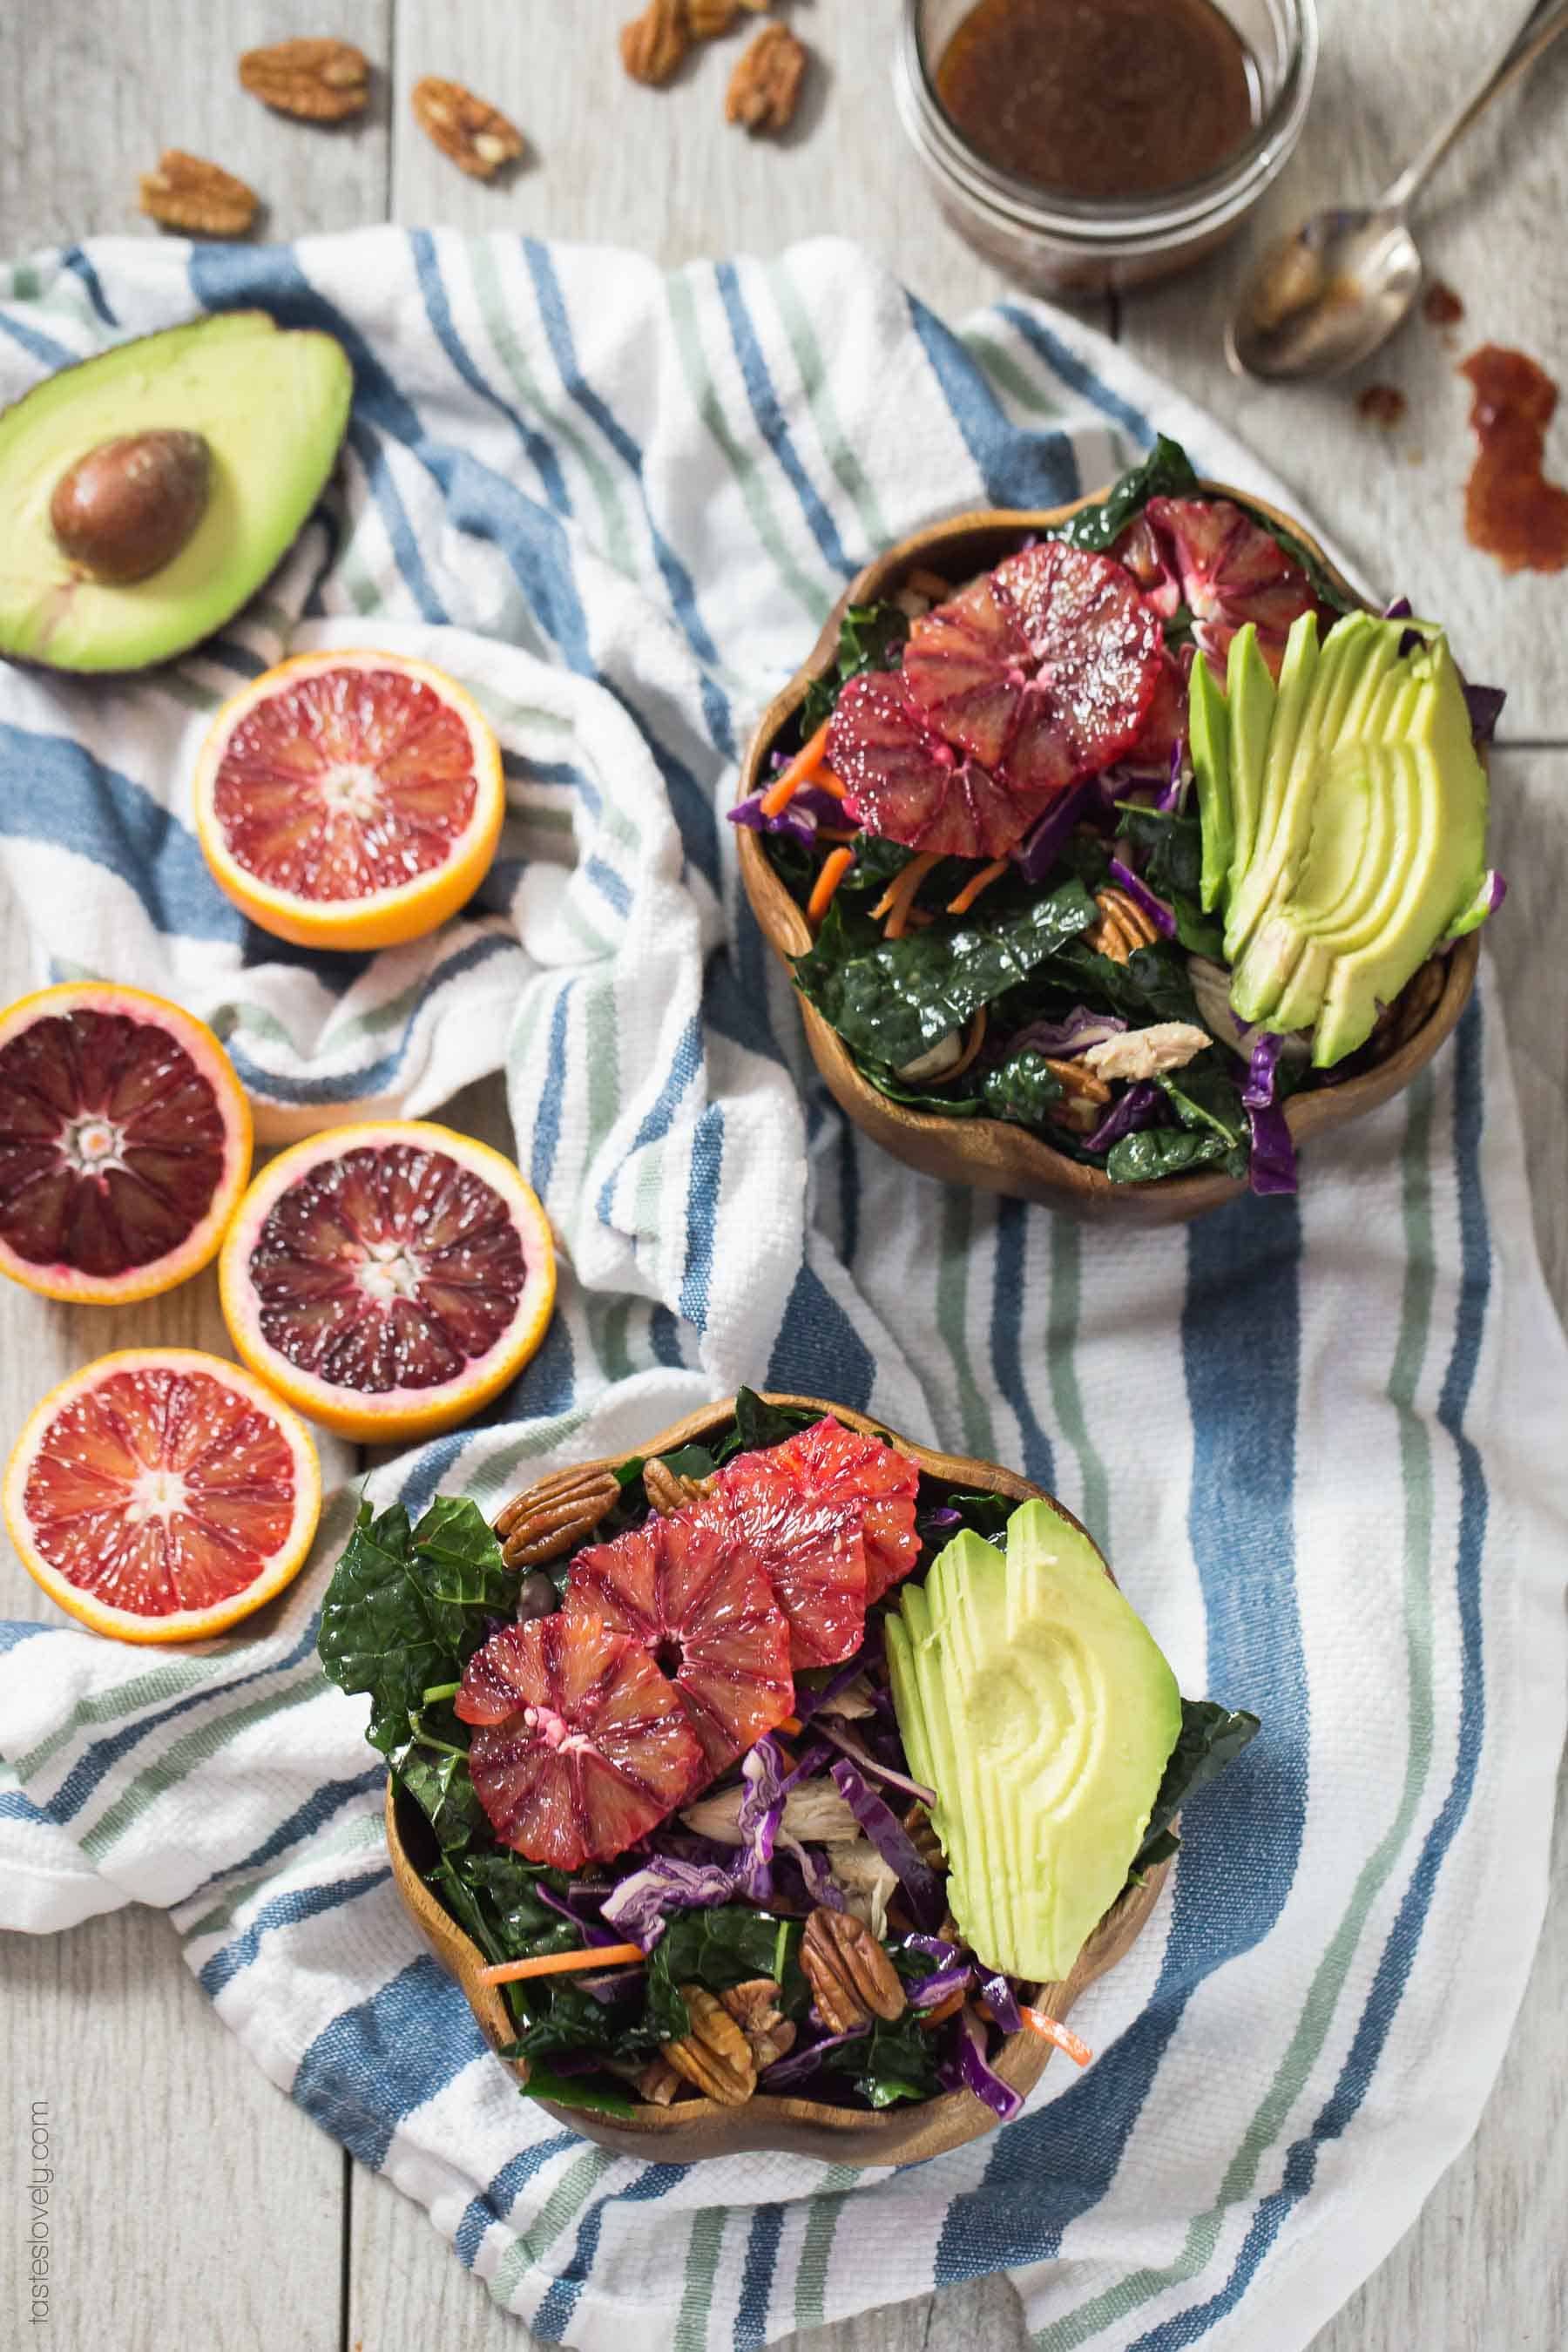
1010,1006,1127,1059
600,1855,737,1949
828,1755,944,1929
1381,596,1413,619
1240,1030,1285,1109
534,1881,623,1947
1240,1031,1298,1196
1085,1079,1164,1156
794,1655,873,1727
980,1971,1023,2034
1011,780,1098,882
939,2005,1023,2122
814,1717,936,1808
909,1961,973,2007
733,1734,792,1903
728,783,848,848
1107,857,1177,938
759,2026,868,2090
901,1931,962,1965
779,1837,847,1909
1463,683,1506,745
1157,736,1187,812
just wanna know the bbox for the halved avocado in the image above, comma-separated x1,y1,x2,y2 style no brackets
886,1503,1181,1984
1223,609,1320,961
1188,652,1232,914
0,311,353,672
1221,623,1277,906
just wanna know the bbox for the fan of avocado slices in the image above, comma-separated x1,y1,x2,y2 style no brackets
736,441,1505,1196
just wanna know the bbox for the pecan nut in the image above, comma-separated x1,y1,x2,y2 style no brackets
665,1984,757,2104
642,1456,711,1516
411,78,525,179
1086,885,1161,963
688,0,772,36
720,1977,796,2070
800,1906,907,2034
494,1463,620,1569
620,0,687,85
613,2053,683,2105
726,24,808,133
902,1802,946,1874
139,152,258,239
239,37,369,121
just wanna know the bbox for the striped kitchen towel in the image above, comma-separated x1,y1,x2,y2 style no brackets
0,230,1565,2352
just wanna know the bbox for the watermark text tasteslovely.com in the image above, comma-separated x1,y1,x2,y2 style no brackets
26,2100,52,2323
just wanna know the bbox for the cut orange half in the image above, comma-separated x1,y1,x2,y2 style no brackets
0,982,253,1304
219,1120,558,1443
193,649,506,950
3,1348,321,1643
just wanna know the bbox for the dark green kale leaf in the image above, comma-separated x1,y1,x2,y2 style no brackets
917,1487,1014,1550
393,1747,487,1853
821,2011,943,2108
1051,435,1200,552
836,835,916,896
1158,1054,1248,1148
511,2064,639,2120
1116,804,1204,903
1131,1700,1262,1876
800,600,912,735
720,1387,824,1462
981,1046,1065,1128
317,1496,514,1754
856,1062,985,1119
646,1905,807,2041
1105,1127,1247,1184
1044,936,1203,1026
794,879,1098,1071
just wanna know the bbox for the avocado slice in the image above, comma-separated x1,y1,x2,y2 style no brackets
0,312,353,672
886,1503,1181,1984
1223,610,1320,962
1188,652,1233,914
1223,625,1277,905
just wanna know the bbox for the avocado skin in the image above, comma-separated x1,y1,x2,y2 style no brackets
887,1503,1181,1984
0,311,353,674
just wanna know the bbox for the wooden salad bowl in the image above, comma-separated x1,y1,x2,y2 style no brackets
384,1392,1173,2166
735,483,1481,1225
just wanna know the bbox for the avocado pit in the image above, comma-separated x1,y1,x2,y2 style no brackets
49,428,213,586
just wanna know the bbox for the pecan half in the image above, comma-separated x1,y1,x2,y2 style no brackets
688,0,771,35
620,0,687,85
902,1801,946,1874
139,152,258,239
721,1977,796,2069
495,1464,619,1569
800,1905,907,2034
1086,886,1161,963
239,37,369,122
726,24,808,133
665,1984,757,2103
411,78,525,179
642,1456,711,1516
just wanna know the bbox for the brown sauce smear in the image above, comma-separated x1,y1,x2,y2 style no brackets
1459,345,1568,574
1356,384,1407,428
1422,280,1463,328
935,0,1255,201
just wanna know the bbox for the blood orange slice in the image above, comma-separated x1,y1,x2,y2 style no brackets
0,983,252,1304
1141,497,1319,678
219,1120,556,1443
3,1348,321,1643
828,672,1054,862
903,544,1162,802
734,1418,922,1608
456,1612,705,1869
193,650,505,950
565,1499,794,1781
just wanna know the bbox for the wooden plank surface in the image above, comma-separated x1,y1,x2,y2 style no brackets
1,3,1565,2349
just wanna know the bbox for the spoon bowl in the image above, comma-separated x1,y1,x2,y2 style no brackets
1227,206,1423,382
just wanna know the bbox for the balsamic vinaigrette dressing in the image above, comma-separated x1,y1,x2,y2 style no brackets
936,0,1255,201
1459,346,1568,575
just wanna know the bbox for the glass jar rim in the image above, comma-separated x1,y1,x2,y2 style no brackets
897,0,1319,246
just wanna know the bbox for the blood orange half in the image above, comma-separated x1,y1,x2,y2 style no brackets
193,650,505,950
456,1612,706,1869
3,1348,321,1643
0,983,252,1304
566,1499,794,1781
219,1121,557,1443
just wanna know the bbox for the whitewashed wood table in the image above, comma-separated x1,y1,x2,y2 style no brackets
1,4,1564,2349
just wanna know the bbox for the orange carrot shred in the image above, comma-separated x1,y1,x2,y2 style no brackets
946,858,1009,916
1020,2006,1093,2066
478,1943,645,1986
946,1010,988,1081
806,847,855,924
777,1714,803,1736
875,851,943,937
759,720,831,818
919,1988,969,2031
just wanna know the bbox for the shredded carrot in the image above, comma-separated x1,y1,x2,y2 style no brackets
478,1943,645,1987
946,857,1009,917
806,846,855,924
871,851,943,938
946,1010,988,1082
759,720,832,818
919,1988,969,2031
815,825,860,844
777,1714,803,1736
1020,2007,1093,2066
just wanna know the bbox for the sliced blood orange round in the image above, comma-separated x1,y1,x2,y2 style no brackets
193,649,505,950
714,1469,868,1673
219,1120,557,1443
740,1419,921,1608
828,672,1053,862
903,544,1162,804
3,1348,321,1643
0,983,252,1305
456,1612,706,1869
565,1498,794,1782
1141,497,1319,678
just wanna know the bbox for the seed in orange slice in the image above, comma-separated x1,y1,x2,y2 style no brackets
0,982,252,1304
3,1348,321,1643
193,649,505,950
219,1120,557,1443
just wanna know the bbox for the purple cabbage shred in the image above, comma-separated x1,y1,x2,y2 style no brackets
734,1734,791,1903
909,1962,973,2008
1010,1006,1126,1059
1157,736,1188,812
1085,1080,1164,1158
828,1754,944,1929
814,1717,936,1808
980,1972,1024,2034
1381,596,1413,619
599,1855,738,1950
727,783,849,849
759,2026,868,2090
1011,779,1098,882
533,1881,623,1947
939,2006,1024,2123
1239,1030,1298,1197
1463,683,1506,745
1107,858,1177,938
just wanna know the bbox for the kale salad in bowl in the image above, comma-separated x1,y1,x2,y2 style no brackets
733,439,1505,1220
320,1390,1259,2164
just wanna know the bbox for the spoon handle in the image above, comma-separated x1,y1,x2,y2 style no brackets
1382,0,1568,216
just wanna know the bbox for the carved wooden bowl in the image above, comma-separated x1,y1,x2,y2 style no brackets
385,1392,1173,2166
734,484,1480,1225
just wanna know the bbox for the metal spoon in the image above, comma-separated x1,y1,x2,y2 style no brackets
1227,0,1568,382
